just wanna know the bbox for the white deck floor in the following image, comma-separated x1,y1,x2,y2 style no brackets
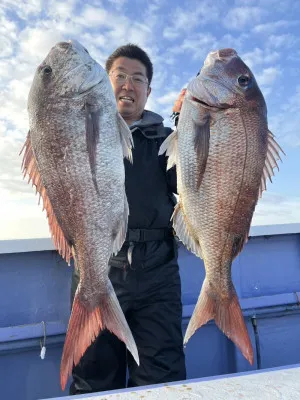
52,365,300,400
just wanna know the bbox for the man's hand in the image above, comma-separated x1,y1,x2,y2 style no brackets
172,88,187,113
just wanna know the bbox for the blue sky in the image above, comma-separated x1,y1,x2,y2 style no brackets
0,0,299,239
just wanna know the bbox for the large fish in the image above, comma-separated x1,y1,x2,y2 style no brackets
160,48,284,364
21,40,139,389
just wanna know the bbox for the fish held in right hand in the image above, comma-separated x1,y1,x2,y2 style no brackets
21,39,138,390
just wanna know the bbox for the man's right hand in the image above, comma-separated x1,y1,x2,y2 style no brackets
172,88,187,114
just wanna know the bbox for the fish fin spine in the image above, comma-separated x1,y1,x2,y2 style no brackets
117,112,134,162
184,279,254,365
158,129,178,170
20,132,72,264
60,282,139,390
172,202,203,258
111,194,129,255
258,130,285,198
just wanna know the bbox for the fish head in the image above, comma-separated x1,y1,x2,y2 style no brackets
29,40,107,104
187,48,266,114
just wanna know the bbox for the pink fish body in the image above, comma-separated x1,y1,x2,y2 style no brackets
160,48,284,364
21,40,138,390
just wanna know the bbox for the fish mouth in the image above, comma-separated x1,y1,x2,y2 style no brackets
191,96,213,108
188,94,222,111
187,78,229,111
187,79,233,111
191,96,230,110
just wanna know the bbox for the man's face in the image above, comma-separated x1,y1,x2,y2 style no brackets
109,57,151,125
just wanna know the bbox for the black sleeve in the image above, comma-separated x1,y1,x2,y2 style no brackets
167,166,177,194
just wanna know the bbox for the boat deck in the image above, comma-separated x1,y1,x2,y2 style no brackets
46,364,300,399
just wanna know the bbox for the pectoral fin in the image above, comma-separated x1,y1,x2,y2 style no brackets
158,129,178,170
85,103,100,194
117,112,134,163
193,114,210,190
20,132,72,265
111,194,129,256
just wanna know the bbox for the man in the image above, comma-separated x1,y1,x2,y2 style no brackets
70,44,186,395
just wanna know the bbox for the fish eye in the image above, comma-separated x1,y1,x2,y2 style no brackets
238,75,250,87
43,66,52,75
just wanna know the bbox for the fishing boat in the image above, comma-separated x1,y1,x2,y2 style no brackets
1,223,300,399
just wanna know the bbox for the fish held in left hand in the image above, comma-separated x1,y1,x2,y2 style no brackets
21,40,138,390
160,48,284,365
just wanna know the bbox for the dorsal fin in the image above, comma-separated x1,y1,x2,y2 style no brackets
20,132,72,265
258,130,285,198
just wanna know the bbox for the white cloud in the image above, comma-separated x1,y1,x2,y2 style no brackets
0,76,31,132
46,0,79,20
72,5,153,54
235,0,295,11
269,85,300,147
267,34,297,49
107,0,128,10
18,27,66,63
252,20,299,34
241,47,280,70
168,33,218,62
255,67,281,87
224,7,265,30
217,33,250,54
0,11,18,38
252,192,300,225
163,2,219,40
157,91,180,105
0,192,50,240
0,34,14,57
0,134,28,191
163,27,180,41
1,0,43,19
79,6,114,28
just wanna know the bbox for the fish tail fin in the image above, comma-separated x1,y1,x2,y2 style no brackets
60,283,139,390
184,278,253,365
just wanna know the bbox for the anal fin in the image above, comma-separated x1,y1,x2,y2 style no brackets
172,202,203,258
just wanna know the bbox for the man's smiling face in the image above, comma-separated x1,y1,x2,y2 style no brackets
109,57,151,125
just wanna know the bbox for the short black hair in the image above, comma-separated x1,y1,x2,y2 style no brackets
105,44,153,85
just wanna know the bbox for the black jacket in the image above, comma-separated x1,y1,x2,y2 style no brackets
108,110,177,267
72,111,178,295
124,110,176,230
